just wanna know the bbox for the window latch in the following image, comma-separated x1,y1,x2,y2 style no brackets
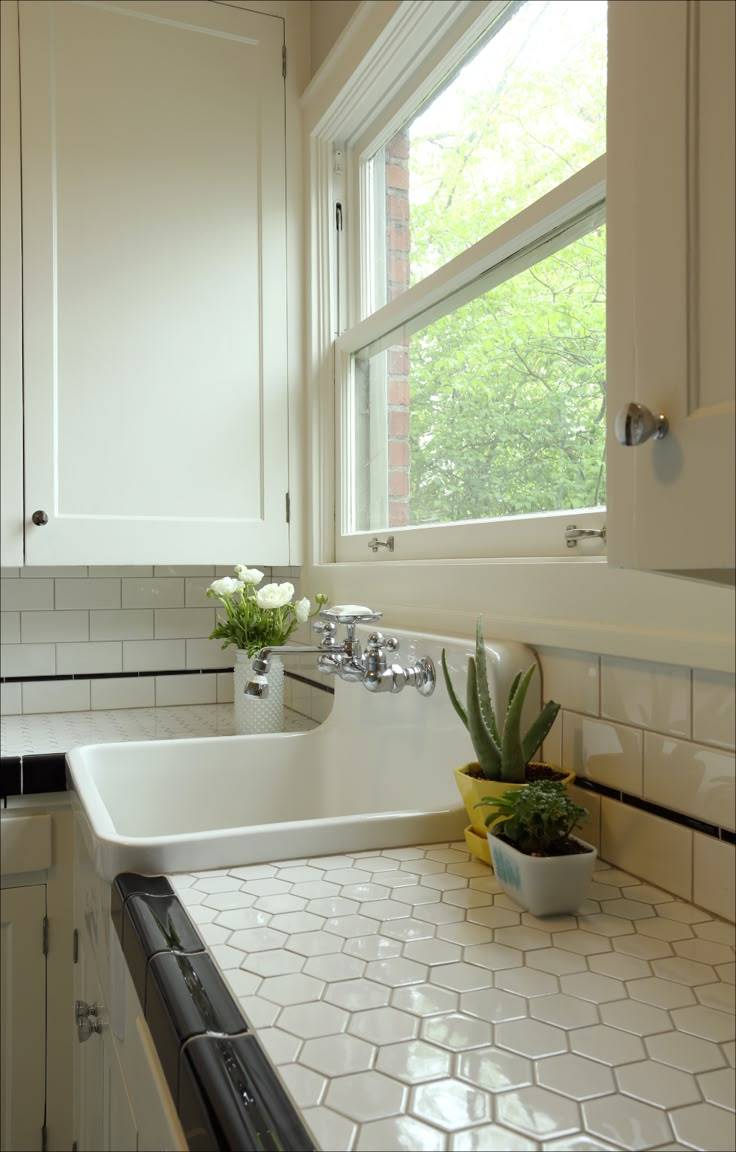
565,524,606,548
368,535,395,553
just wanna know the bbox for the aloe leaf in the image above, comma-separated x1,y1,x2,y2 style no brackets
475,619,501,752
441,648,468,729
522,699,561,764
467,657,502,779
505,671,523,718
501,665,536,782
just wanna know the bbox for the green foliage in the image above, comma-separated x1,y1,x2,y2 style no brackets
442,618,560,781
402,2,607,525
480,780,588,856
207,573,327,657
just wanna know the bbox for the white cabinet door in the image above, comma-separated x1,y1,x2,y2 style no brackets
20,1,289,565
0,885,46,1152
607,0,735,572
75,931,106,1152
0,0,23,566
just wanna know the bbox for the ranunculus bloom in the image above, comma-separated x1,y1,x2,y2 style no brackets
295,597,311,623
235,565,264,585
208,576,244,598
255,582,294,610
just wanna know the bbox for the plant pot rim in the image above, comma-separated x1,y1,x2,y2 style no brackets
456,762,574,780
489,830,597,861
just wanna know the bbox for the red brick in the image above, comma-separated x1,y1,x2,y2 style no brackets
386,133,410,160
387,195,410,221
389,470,410,498
389,440,410,467
389,255,409,283
389,502,410,527
389,410,409,437
388,225,409,252
386,164,409,191
388,377,410,405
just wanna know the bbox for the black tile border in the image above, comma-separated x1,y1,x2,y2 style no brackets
112,874,314,1152
1,667,334,694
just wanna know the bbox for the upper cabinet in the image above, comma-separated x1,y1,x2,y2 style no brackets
10,0,290,565
607,0,735,573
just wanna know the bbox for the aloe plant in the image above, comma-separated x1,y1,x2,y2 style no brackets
442,619,560,782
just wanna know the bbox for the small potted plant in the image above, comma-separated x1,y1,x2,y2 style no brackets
481,781,596,916
206,567,327,735
442,620,572,862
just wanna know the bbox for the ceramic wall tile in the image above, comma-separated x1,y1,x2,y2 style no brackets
155,674,217,707
600,798,692,900
644,733,735,830
122,639,186,672
693,833,735,922
90,676,156,711
90,610,153,641
0,683,22,715
1,643,55,677
692,670,736,751
122,578,184,609
185,639,234,670
154,608,215,639
21,610,89,643
22,678,91,714
601,656,691,737
536,647,600,715
0,612,20,644
563,711,643,795
1,578,54,611
55,578,120,610
56,641,122,675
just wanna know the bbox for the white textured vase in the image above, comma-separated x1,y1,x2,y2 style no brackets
233,651,284,735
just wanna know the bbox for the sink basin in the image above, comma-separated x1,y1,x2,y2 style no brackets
67,629,539,880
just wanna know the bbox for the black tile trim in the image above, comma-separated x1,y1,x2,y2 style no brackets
0,752,67,798
113,873,312,1151
1,757,21,806
285,670,335,695
573,775,734,841
1,666,234,684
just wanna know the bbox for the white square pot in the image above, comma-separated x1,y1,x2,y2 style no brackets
488,831,597,917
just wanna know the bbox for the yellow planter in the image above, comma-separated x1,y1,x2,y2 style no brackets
455,763,575,863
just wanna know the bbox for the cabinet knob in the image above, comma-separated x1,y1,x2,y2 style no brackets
615,403,669,446
31,510,49,526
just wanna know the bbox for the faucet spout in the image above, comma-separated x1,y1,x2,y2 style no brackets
243,643,346,697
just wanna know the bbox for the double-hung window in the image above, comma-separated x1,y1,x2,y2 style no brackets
334,0,608,561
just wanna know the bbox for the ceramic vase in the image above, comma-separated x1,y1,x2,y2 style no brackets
233,651,284,735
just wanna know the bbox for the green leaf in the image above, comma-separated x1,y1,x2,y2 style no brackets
441,649,468,729
475,618,501,752
466,657,502,779
522,699,561,764
501,665,536,782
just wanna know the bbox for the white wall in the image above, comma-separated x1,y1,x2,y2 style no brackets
310,0,362,74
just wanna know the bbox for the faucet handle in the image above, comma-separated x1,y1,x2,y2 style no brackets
319,605,382,625
367,631,399,653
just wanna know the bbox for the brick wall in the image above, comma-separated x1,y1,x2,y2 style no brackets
385,130,411,528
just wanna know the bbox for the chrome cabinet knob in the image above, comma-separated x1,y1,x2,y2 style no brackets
615,403,668,446
31,510,49,526
75,1000,103,1042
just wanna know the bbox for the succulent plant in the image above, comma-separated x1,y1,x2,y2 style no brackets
441,619,560,782
480,780,588,856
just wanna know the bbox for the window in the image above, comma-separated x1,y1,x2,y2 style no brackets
335,0,608,559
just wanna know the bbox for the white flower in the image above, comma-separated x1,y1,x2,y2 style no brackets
235,565,264,586
295,597,311,623
255,581,294,610
208,576,244,599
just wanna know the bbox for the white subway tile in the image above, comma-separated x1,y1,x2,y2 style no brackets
290,678,312,718
185,577,214,608
536,647,599,715
543,712,563,768
89,610,153,641
21,566,87,578
563,711,643,795
122,578,184,609
56,642,122,675
55,579,120,610
310,690,333,724
88,566,153,577
154,566,215,577
154,608,215,639
601,656,691,737
22,679,90,714
0,578,54,611
21,610,89,643
1,683,22,715
644,733,735,831
693,833,736,922
601,797,692,900
91,676,155,710
217,672,234,703
185,639,234,670
1,612,20,644
155,673,217,707
692,670,736,751
568,784,601,850
0,644,55,677
122,640,185,672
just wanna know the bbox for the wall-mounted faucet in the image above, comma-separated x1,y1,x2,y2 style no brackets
244,605,435,698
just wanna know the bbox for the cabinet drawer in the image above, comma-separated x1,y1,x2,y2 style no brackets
0,814,52,875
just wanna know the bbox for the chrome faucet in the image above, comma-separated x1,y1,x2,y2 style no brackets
244,605,435,698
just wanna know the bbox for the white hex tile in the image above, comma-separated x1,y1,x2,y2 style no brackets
244,879,291,896
615,1060,701,1109
237,996,279,1027
497,968,560,999
464,942,524,971
353,856,402,873
645,1031,726,1073
277,866,326,884
203,891,259,911
376,1039,452,1084
224,969,262,998
326,1071,406,1122
612,933,673,961
344,935,403,962
542,1136,618,1151
600,897,655,920
348,1007,419,1045
627,976,696,1009
599,999,671,1036
309,855,354,870
198,924,232,946
414,903,466,926
393,885,442,906
421,873,467,891
442,889,493,909
392,984,459,1018
531,994,598,1030
425,848,468,864
301,1106,357,1152
429,963,493,993
257,1027,302,1065
496,1019,568,1059
341,883,391,902
638,916,694,943
240,950,304,977
411,1079,491,1132
278,1063,326,1108
670,1004,735,1042
653,956,719,986
675,936,734,965
457,1048,533,1092
287,931,344,956
254,894,306,914
559,972,625,1003
403,939,462,966
278,1002,348,1039
419,1013,492,1052
698,1067,736,1110
577,914,633,938
209,944,247,970
228,928,287,953
436,922,494,947
385,847,426,860
195,876,243,893
269,911,325,934
306,897,359,918
552,930,611,956
694,919,736,946
496,1086,580,1139
228,865,277,881
696,981,736,1012
299,1033,375,1076
380,871,423,889
325,914,381,938
588,952,651,981
658,900,712,925
291,881,341,899
324,980,390,1011
460,988,527,1024
303,953,365,981
582,1095,673,1150
537,1053,615,1100
361,899,411,921
258,974,324,1006
356,1116,446,1152
381,918,436,943
451,1124,536,1151
323,868,372,885
465,905,521,929
670,1102,736,1152
570,1025,645,1066
717,962,735,984
527,949,588,977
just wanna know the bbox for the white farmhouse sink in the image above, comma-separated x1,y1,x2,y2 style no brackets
67,628,540,881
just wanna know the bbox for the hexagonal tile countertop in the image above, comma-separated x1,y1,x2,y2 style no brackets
170,845,736,1152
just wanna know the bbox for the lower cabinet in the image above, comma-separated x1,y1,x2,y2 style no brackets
0,885,46,1152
